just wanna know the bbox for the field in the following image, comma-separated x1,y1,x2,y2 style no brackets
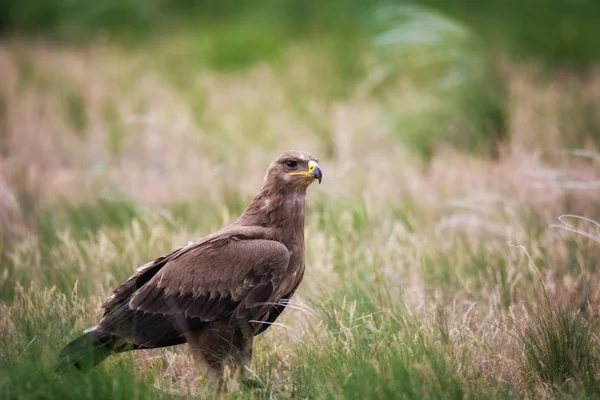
1,3,600,399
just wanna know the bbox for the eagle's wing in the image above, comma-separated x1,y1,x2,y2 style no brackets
98,236,290,343
253,269,304,335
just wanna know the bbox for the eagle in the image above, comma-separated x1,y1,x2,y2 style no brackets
59,150,322,384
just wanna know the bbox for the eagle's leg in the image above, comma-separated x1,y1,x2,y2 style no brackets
219,335,253,382
191,348,223,388
185,330,225,389
220,335,254,391
237,336,264,389
185,325,254,390
239,336,253,380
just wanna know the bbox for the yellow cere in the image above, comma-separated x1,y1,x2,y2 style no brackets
289,160,320,178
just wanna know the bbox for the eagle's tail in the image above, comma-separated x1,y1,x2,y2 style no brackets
58,329,127,371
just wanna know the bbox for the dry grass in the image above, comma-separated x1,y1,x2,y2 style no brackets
1,39,599,399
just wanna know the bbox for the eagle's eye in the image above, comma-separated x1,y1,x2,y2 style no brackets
284,160,298,168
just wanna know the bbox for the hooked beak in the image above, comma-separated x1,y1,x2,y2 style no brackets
308,160,322,184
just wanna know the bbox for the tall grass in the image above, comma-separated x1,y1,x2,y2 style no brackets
1,11,600,399
0,285,173,400
516,304,598,391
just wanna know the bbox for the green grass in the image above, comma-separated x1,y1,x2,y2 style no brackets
419,0,600,67
291,304,486,399
1,194,148,302
4,190,596,398
516,304,599,392
0,286,172,400
365,3,507,159
2,184,600,398
2,10,600,398
5,0,600,70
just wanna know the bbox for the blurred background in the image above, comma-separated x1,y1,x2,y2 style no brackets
1,0,600,398
1,0,599,245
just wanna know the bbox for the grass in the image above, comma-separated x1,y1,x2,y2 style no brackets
1,14,600,400
4,0,600,68
420,0,600,67
516,304,598,391
0,285,171,400
365,3,506,159
291,302,481,399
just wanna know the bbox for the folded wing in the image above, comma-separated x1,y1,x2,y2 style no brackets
97,237,290,346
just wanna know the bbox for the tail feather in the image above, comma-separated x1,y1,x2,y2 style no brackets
58,330,124,371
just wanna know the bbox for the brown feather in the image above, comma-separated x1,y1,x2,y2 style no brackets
129,239,289,319
61,150,321,377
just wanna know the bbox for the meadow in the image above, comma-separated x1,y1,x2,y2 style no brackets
1,2,600,399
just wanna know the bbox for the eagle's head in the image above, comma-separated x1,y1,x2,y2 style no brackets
264,150,322,191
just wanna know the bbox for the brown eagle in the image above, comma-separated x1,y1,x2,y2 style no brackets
59,150,322,383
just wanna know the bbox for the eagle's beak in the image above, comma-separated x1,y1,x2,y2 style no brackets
308,161,322,184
